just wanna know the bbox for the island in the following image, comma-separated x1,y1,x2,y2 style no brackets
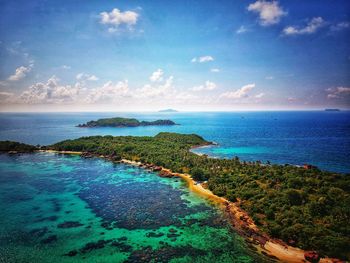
1,133,349,262
325,109,340,112
0,140,38,153
158,109,178,113
77,117,177,128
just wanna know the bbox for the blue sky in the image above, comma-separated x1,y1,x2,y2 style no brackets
0,0,349,111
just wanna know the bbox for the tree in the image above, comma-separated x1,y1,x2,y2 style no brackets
286,189,302,206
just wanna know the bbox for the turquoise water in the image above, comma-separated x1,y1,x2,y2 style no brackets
209,146,270,155
0,111,349,173
0,153,268,263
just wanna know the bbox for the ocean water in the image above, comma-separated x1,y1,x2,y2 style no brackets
0,111,349,173
0,153,266,263
0,111,349,262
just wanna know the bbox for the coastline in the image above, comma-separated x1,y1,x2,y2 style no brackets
42,150,341,263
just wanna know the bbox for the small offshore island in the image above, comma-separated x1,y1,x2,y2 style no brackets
158,109,178,113
0,133,349,262
77,117,177,128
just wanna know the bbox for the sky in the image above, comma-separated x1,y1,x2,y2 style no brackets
0,0,349,112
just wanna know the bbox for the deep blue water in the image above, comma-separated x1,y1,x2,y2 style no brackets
0,111,349,173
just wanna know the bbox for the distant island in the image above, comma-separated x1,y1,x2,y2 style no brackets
325,108,340,111
0,140,37,153
77,117,177,128
158,109,178,113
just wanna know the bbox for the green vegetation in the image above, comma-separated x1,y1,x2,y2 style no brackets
0,140,38,153
77,117,176,128
2,132,350,259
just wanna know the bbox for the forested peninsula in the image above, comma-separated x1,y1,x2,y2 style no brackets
77,117,176,128
1,133,349,261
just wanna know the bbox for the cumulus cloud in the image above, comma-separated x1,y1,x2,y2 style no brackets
0,91,15,103
137,71,197,103
255,92,265,98
236,25,248,34
247,0,286,26
149,69,164,82
191,81,217,91
220,83,255,99
137,76,174,98
326,87,350,99
8,64,33,81
76,73,99,81
283,17,325,35
86,80,129,103
19,76,80,104
191,56,214,63
100,8,139,33
330,22,350,32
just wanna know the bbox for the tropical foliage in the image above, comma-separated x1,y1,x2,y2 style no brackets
0,140,38,152
77,117,176,127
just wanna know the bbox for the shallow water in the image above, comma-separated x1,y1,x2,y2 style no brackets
0,153,268,263
0,111,349,173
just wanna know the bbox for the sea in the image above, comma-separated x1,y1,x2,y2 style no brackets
0,111,349,263
0,111,349,173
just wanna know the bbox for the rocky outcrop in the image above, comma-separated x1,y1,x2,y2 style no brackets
304,251,320,263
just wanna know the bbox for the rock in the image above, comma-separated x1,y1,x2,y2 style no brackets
110,241,133,253
64,250,78,257
159,170,173,177
41,235,57,244
35,215,58,223
152,166,162,172
146,232,164,238
57,221,84,228
80,239,111,253
29,227,49,238
304,251,320,263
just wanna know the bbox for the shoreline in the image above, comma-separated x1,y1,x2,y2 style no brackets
42,150,340,263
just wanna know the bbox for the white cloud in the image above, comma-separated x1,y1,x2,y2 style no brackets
76,73,99,81
8,64,33,81
247,0,286,26
220,83,255,99
326,87,350,99
211,68,220,73
236,25,248,34
174,91,198,101
191,56,214,63
265,76,274,80
192,81,217,91
255,92,265,98
61,65,71,70
287,97,297,103
137,76,174,98
86,80,129,103
149,69,164,82
100,8,139,32
0,91,15,103
330,22,350,31
19,76,80,104
283,17,325,35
